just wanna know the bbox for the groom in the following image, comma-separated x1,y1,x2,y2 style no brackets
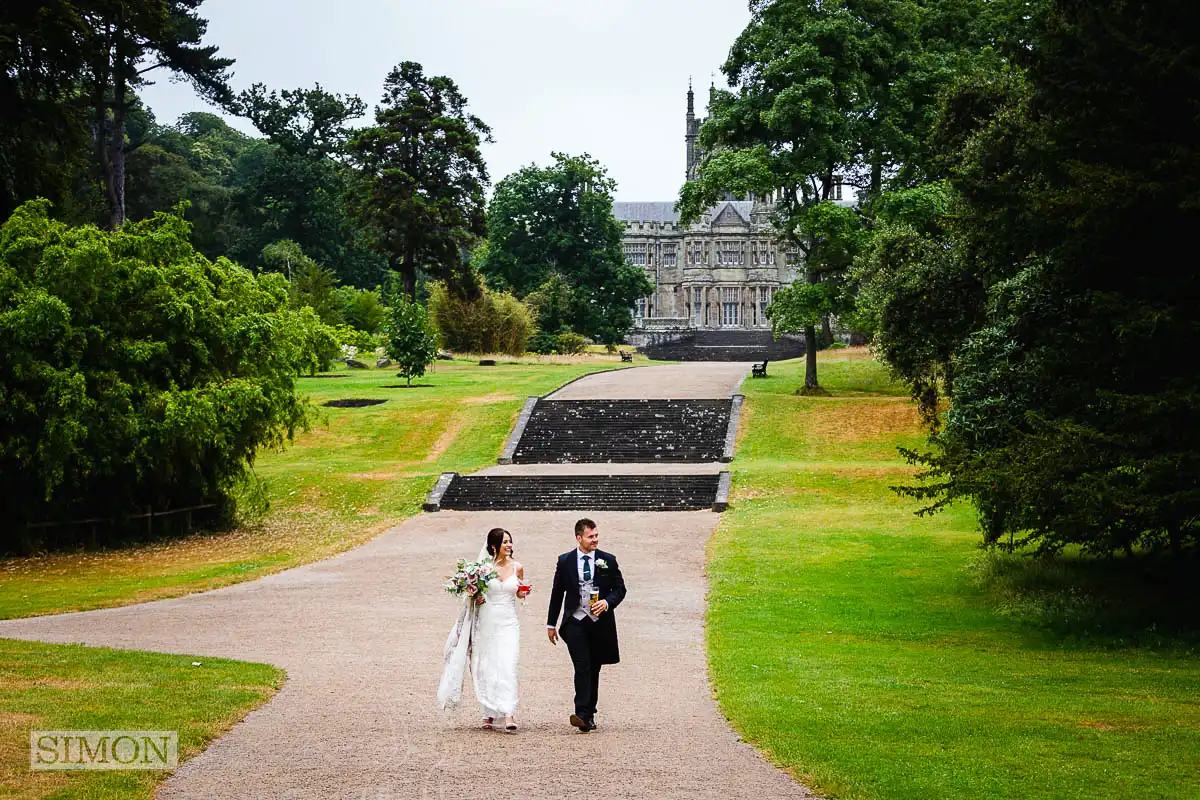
547,518,627,732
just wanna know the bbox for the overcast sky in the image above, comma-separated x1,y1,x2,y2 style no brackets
139,0,751,201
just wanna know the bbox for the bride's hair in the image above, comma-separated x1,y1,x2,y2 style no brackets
485,527,511,558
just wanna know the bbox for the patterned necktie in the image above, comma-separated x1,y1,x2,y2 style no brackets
582,554,592,582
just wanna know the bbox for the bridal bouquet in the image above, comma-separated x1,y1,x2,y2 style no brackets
443,557,498,603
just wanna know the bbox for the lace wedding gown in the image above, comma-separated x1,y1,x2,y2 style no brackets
470,572,520,718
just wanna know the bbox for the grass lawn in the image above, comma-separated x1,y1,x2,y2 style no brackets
0,638,282,800
710,351,1200,800
0,358,630,620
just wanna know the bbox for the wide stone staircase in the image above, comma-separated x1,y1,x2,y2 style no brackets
511,399,730,463
642,330,805,362
424,392,742,512
433,474,727,511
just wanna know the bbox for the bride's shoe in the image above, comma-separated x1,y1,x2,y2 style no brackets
481,717,494,730
503,717,517,734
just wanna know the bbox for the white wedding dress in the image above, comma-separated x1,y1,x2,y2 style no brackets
470,572,520,718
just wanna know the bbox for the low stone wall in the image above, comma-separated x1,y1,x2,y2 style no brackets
625,328,692,348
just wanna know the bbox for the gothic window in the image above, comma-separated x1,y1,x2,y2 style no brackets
721,287,740,327
717,243,744,265
759,286,774,326
636,297,647,319
693,287,703,325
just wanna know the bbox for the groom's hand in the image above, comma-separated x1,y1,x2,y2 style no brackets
546,627,558,645
590,599,608,616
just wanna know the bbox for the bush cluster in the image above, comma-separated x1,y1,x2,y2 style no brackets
528,330,588,355
427,281,533,355
0,202,326,550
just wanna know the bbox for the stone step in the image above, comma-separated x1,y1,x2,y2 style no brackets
642,331,805,362
509,399,733,464
427,473,731,512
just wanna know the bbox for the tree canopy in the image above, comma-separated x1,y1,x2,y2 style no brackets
346,62,491,300
478,153,653,344
0,200,328,549
853,0,1200,558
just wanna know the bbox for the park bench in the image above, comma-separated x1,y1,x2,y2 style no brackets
751,360,768,378
619,350,634,363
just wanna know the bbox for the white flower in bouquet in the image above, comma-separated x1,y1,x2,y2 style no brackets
444,556,499,603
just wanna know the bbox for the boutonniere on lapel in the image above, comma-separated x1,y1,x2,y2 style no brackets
595,558,609,570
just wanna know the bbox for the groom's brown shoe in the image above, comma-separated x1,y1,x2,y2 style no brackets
569,714,589,732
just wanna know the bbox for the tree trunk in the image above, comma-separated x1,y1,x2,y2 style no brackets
92,29,118,229
400,252,416,300
1168,525,1182,559
108,80,126,229
804,325,818,389
803,247,821,390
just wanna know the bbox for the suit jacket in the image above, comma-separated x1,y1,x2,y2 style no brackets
546,549,627,664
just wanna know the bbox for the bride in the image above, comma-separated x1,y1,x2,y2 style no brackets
438,527,530,732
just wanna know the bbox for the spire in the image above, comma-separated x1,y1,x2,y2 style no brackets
685,77,699,181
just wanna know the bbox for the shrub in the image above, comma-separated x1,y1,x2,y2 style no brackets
338,285,387,334
553,331,588,355
333,324,379,355
263,239,342,326
0,201,325,550
428,281,533,355
528,330,587,355
528,331,557,355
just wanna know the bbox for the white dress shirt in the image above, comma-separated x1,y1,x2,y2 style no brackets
548,548,601,628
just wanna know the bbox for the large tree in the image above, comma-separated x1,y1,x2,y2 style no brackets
677,0,871,391
680,0,999,390
0,3,99,222
478,153,653,344
123,110,256,256
890,0,1200,558
81,1,233,229
231,83,383,286
346,62,491,300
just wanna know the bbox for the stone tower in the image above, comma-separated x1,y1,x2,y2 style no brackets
685,79,700,181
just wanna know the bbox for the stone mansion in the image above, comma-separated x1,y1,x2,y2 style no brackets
614,83,849,332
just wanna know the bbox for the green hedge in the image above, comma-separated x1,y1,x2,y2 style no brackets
0,201,328,550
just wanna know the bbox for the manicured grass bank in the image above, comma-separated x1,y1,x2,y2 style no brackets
710,353,1200,800
0,359,625,620
0,639,282,799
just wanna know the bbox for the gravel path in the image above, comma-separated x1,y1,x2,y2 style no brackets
2,363,815,799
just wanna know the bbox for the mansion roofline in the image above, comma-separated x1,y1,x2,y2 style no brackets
615,82,856,333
